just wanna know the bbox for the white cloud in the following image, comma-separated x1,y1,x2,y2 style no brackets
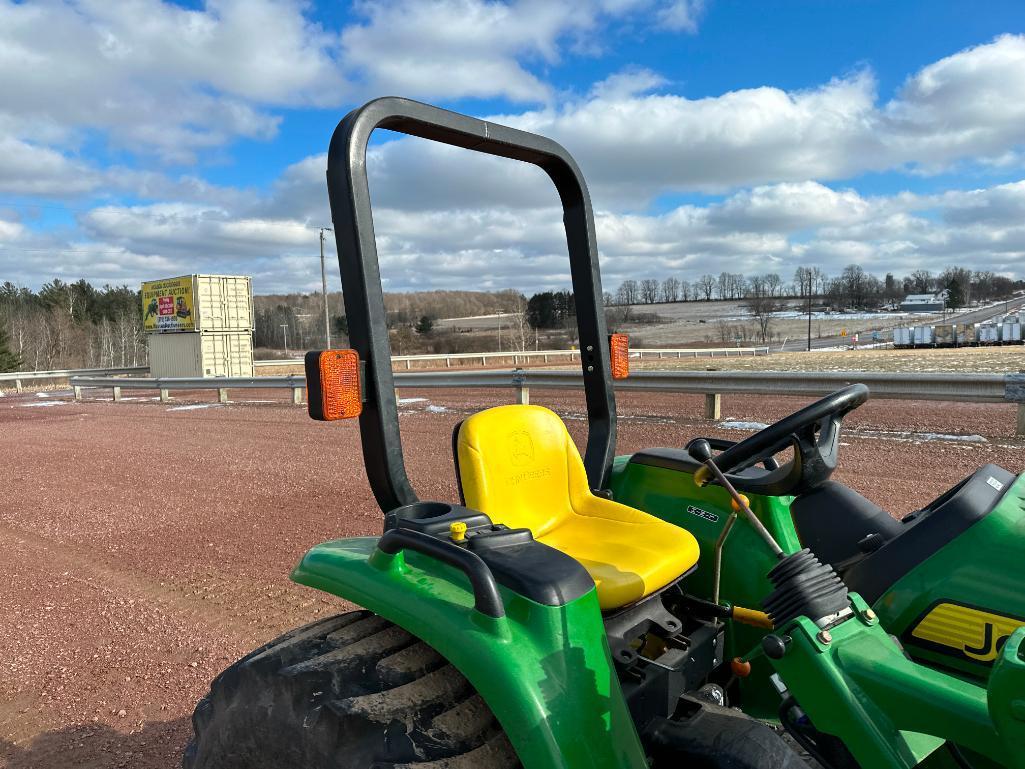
657,0,705,33
488,35,1025,202
30,177,1021,295
0,137,100,195
0,0,343,162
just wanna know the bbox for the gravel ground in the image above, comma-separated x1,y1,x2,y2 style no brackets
1,387,1023,768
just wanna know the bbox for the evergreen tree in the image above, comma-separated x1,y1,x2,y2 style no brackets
945,277,965,311
0,325,21,372
414,315,434,335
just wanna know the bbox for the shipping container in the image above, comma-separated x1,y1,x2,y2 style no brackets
912,325,934,346
1003,320,1023,343
142,274,253,333
955,323,977,346
978,324,1001,344
933,323,956,347
892,327,912,347
148,331,254,378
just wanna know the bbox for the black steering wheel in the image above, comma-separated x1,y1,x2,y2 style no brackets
688,384,869,496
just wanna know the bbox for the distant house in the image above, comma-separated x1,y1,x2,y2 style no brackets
900,292,947,312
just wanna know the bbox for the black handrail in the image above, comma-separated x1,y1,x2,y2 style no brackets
326,97,616,513
377,528,505,618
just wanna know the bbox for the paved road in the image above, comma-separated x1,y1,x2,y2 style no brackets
778,297,1025,352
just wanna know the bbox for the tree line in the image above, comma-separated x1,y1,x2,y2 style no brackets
0,279,145,373
611,265,1020,311
253,289,525,350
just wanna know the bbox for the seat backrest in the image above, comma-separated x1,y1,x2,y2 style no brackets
455,404,589,538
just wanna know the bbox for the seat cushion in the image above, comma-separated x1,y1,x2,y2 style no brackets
457,404,700,610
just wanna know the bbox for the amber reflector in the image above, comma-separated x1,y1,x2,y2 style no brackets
305,349,362,421
610,333,629,380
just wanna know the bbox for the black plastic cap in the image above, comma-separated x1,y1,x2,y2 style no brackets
688,439,714,464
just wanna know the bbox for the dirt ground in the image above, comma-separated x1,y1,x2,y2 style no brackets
1,386,1023,768
634,344,1025,373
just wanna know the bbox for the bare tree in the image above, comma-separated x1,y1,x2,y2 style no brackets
640,279,659,304
616,280,639,305
716,272,730,300
660,277,680,303
746,289,782,343
680,280,691,302
697,274,716,301
910,270,934,293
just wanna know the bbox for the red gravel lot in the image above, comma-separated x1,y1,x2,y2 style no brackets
1,387,1022,768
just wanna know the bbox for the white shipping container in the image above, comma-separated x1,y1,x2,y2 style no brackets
143,274,253,333
1003,321,1023,342
193,275,254,332
978,324,1001,344
912,326,934,345
149,331,254,378
892,327,912,346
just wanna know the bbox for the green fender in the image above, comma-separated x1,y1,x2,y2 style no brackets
291,536,648,769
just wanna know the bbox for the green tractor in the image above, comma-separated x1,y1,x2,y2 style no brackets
184,98,1025,769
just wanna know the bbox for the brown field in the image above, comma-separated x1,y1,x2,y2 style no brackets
1,386,1023,768
635,344,1025,373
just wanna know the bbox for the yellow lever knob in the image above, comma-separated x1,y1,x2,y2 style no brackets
730,494,751,513
450,521,467,542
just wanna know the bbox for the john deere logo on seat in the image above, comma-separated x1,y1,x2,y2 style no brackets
909,601,1025,664
509,431,535,467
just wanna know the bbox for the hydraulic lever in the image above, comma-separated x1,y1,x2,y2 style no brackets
688,439,784,558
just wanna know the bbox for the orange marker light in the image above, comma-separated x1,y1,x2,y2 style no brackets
609,333,629,380
305,349,363,421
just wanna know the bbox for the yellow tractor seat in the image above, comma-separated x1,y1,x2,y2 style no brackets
455,404,700,611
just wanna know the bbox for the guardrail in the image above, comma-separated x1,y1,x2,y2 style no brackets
70,375,309,405
0,366,147,392
253,346,770,370
70,368,1025,434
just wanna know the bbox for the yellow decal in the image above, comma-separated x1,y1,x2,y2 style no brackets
142,276,195,332
911,602,1024,663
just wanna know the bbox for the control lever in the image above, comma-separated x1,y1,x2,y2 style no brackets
688,439,784,559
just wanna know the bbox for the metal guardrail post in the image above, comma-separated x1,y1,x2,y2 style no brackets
1007,373,1025,437
513,369,529,405
73,385,82,401
292,386,303,406
704,393,721,420
218,388,229,404
160,388,170,403
15,378,22,393
112,386,121,402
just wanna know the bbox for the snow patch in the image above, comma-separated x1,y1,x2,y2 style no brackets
854,429,987,444
425,404,448,413
20,400,67,408
719,420,769,430
398,397,428,405
167,403,223,411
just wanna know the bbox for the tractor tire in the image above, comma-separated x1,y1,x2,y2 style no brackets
183,610,521,769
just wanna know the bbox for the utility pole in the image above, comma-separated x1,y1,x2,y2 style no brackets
281,324,289,358
806,279,813,352
320,227,333,348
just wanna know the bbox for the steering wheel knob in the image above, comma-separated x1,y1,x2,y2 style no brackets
688,439,714,464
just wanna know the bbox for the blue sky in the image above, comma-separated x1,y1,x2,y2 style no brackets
1,0,1024,294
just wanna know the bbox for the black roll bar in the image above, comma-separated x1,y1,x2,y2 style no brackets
326,97,616,513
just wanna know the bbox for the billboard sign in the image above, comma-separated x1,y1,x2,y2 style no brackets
142,276,195,332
